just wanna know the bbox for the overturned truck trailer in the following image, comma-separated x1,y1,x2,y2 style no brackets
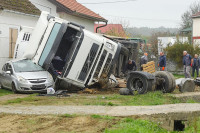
16,12,176,94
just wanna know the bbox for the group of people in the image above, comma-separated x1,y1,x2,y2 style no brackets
124,50,200,79
124,52,167,73
183,51,200,78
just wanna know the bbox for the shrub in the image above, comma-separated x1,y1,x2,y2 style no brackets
165,42,200,68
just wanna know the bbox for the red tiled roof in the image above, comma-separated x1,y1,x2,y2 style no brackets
192,12,200,18
56,0,107,22
94,24,125,34
0,0,41,15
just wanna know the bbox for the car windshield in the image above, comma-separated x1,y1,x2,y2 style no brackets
13,60,44,72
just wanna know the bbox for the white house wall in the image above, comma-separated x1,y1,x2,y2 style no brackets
193,18,200,46
29,0,58,17
30,0,95,32
0,10,38,71
59,13,95,32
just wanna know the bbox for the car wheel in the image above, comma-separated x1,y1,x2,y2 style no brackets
12,83,18,94
0,82,2,89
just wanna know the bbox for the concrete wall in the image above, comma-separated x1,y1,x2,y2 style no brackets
193,18,200,46
59,13,95,32
0,10,38,71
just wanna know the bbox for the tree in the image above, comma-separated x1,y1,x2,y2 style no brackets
181,1,200,29
165,42,200,68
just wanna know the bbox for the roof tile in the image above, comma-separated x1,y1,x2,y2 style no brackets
192,12,200,18
0,0,41,15
56,0,107,21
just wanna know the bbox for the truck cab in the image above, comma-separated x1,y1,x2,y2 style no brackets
22,12,121,91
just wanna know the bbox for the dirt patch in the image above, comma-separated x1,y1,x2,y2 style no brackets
0,114,117,133
0,94,28,101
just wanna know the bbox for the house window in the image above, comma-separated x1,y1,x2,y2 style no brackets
9,28,18,58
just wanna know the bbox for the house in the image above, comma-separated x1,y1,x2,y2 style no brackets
192,12,200,45
157,37,188,54
94,24,127,37
0,0,107,71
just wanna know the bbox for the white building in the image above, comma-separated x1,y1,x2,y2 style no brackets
157,37,188,54
192,12,200,45
0,0,107,71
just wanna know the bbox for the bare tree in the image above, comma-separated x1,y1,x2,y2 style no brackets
181,1,200,29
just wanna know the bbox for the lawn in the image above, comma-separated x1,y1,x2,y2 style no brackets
0,88,13,96
173,74,185,79
0,113,199,133
0,91,198,106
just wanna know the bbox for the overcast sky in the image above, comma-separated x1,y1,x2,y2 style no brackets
77,0,199,28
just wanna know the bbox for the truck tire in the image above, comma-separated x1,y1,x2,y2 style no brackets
155,71,174,93
179,79,195,93
166,72,176,92
127,73,151,94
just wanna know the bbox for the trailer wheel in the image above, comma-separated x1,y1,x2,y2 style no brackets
166,72,176,92
155,71,175,93
127,74,150,94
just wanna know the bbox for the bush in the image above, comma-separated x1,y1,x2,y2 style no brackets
165,42,200,68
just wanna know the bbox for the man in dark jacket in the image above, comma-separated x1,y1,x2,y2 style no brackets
140,53,148,71
158,52,166,71
183,51,192,78
124,59,137,73
192,54,200,77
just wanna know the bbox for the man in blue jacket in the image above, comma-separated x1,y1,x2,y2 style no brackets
158,52,166,71
191,54,200,77
183,51,192,78
124,59,137,73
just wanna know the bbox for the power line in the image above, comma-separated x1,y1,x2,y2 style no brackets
102,14,180,23
80,0,136,5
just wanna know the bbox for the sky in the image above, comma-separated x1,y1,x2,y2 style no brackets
77,0,199,28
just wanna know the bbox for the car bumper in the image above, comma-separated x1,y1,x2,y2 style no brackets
16,81,54,93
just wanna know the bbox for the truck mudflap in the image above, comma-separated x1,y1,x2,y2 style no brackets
54,76,85,92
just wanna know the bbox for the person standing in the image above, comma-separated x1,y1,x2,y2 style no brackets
191,54,200,77
158,52,166,71
183,51,192,78
140,53,148,71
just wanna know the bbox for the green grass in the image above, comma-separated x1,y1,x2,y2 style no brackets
105,118,169,133
1,91,198,106
173,74,185,79
97,91,182,106
91,114,115,120
0,89,13,96
61,114,77,118
184,117,200,132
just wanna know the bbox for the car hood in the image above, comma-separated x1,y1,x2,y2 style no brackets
16,71,49,79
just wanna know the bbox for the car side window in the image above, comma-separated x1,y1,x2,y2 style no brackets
6,64,13,74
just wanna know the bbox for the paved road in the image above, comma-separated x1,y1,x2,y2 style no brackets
1,103,200,116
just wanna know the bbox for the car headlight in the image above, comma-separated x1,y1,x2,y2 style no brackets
17,76,28,83
47,73,53,82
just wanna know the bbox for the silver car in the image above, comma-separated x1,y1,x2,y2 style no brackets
0,59,54,93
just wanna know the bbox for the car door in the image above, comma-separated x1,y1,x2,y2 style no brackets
3,63,13,89
0,64,7,87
